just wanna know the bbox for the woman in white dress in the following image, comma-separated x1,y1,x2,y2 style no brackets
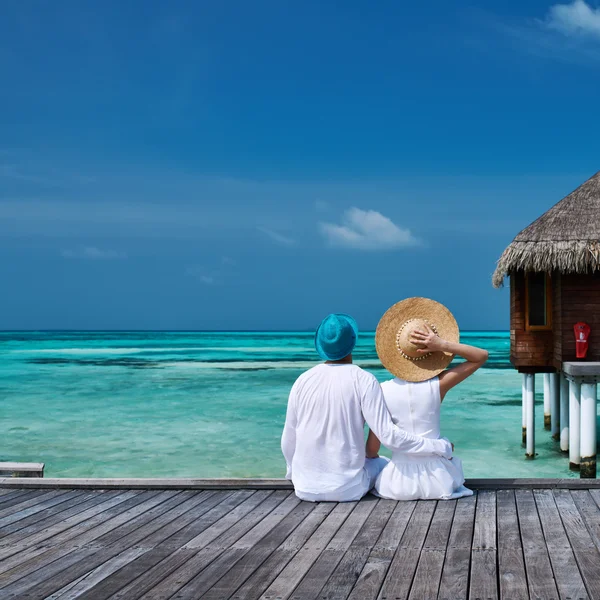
367,298,488,501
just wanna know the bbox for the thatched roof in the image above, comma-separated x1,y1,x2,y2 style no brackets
492,170,600,287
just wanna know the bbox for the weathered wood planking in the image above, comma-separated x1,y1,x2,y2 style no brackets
0,485,600,599
496,490,528,600
534,489,588,600
515,489,559,599
470,490,498,600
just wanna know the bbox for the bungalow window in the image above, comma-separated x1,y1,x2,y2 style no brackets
526,272,552,330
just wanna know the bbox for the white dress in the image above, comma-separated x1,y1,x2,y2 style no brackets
373,377,473,501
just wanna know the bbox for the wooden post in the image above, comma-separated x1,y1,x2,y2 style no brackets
580,382,597,479
522,374,527,446
560,373,569,453
569,377,581,471
543,373,551,429
525,373,535,459
550,372,560,441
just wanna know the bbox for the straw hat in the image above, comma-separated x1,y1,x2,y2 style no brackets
376,297,459,382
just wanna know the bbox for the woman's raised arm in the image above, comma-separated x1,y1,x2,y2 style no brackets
410,325,488,401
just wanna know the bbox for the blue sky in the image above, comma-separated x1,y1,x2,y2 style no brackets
2,0,600,330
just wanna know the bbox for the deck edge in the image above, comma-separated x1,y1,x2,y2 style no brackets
1,477,600,489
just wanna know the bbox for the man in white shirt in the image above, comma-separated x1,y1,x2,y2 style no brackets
281,313,453,502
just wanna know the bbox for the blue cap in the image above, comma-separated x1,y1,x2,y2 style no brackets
314,314,358,361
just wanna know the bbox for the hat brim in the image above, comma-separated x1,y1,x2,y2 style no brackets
375,298,459,382
315,314,358,361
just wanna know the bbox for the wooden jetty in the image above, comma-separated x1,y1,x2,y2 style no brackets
2,479,600,599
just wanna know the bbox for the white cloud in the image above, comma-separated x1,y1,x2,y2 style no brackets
185,266,217,285
257,227,296,246
319,208,418,251
221,256,236,266
61,247,126,260
545,0,600,37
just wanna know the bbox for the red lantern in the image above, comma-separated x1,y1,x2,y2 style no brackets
574,322,591,359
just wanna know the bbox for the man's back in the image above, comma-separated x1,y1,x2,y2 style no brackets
282,363,378,501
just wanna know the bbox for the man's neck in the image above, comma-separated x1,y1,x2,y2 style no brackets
325,354,353,365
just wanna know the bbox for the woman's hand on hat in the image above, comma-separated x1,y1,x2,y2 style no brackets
410,324,447,353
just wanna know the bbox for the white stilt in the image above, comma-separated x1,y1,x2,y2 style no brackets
543,373,551,429
569,378,582,470
526,373,535,459
522,374,527,446
550,372,560,440
560,373,569,453
580,382,597,479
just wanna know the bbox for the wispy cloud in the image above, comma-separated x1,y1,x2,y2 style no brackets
545,0,600,38
319,208,419,251
221,256,236,266
257,227,296,246
489,1,600,63
61,247,126,260
185,265,215,285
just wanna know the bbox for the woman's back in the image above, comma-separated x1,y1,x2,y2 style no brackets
380,377,440,440
373,375,473,500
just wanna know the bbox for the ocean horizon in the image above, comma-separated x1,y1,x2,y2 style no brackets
0,330,580,479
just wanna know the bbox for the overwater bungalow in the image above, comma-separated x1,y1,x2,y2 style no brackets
493,170,600,477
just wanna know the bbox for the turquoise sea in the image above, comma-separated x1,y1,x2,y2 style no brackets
0,331,580,479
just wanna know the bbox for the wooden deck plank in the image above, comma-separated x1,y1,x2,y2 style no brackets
136,491,290,600
97,491,255,600
437,494,476,600
515,489,559,600
282,495,380,600
0,489,69,522
553,490,600,599
0,491,140,577
0,483,597,600
342,501,417,600
228,503,336,600
572,489,600,552
16,491,208,599
534,489,588,600
378,499,437,600
0,489,46,510
77,490,248,600
256,501,357,600
470,490,498,600
316,499,396,600
0,491,176,593
63,492,242,600
496,490,528,600
0,490,142,554
0,490,93,536
201,499,318,600
47,546,150,600
170,493,303,599
408,499,456,600
0,490,195,599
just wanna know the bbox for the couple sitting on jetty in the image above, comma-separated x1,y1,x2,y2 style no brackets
281,298,488,502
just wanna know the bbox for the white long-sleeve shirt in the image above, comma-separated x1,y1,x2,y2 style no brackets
281,363,453,501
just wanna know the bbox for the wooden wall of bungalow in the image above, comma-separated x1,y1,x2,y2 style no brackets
510,271,600,372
